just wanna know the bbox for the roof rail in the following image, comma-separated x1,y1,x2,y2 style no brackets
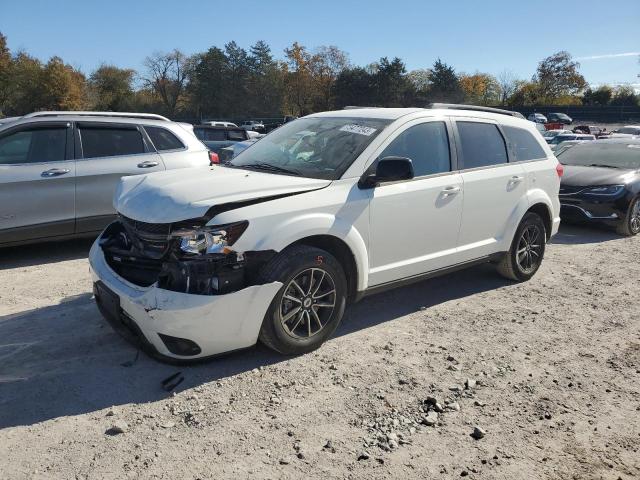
23,111,171,121
343,106,382,110
429,103,525,119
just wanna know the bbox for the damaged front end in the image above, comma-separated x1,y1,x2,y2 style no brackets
99,215,274,296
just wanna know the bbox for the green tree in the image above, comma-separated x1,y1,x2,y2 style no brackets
333,66,375,108
372,57,414,107
188,46,228,118
248,40,284,116
427,59,464,103
0,32,11,112
610,85,639,106
582,85,613,105
89,64,135,111
534,51,587,102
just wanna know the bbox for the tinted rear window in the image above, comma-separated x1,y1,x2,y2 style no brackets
145,126,185,151
0,127,67,164
80,126,145,158
457,122,508,169
502,126,546,161
194,128,226,141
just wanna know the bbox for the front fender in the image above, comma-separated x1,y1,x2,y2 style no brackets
247,213,370,292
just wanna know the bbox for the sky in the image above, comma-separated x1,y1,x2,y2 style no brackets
1,0,639,88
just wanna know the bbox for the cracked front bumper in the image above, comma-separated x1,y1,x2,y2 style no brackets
89,240,282,361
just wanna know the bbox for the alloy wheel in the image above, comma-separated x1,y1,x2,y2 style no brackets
516,225,543,274
630,200,640,234
279,268,337,339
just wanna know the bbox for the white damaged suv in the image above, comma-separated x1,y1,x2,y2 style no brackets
90,105,562,362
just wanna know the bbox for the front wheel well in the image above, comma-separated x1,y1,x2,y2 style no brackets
289,235,358,302
527,203,552,240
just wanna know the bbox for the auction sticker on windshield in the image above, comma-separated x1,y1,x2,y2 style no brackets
339,124,377,136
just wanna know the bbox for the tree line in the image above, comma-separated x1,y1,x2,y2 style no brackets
0,31,638,120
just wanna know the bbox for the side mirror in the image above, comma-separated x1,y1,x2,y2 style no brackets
359,156,414,189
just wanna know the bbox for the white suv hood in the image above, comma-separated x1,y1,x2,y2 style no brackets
114,166,331,223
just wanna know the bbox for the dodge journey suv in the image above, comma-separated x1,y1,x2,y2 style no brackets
90,105,562,362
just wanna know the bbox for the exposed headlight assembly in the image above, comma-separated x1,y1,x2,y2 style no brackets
583,185,625,196
171,221,249,255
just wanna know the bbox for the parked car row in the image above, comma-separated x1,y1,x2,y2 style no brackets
527,112,573,125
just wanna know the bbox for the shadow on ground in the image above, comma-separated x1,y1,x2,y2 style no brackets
550,223,621,245
0,223,624,429
0,237,95,271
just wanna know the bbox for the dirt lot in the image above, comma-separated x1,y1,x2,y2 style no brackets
0,224,639,480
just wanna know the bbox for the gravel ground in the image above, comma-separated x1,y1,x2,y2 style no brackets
0,224,639,480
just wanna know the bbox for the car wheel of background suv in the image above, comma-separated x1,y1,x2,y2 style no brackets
617,196,640,237
258,244,347,355
496,212,546,282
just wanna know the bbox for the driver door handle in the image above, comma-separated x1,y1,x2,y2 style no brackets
441,185,461,197
509,175,525,184
137,161,159,168
41,168,70,177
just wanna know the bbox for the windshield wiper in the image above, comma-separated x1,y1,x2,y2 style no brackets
239,162,302,176
588,163,619,169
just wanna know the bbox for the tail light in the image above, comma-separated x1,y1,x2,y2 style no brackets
209,151,219,165
556,163,564,177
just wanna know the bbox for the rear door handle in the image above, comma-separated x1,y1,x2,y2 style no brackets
137,161,159,168
509,175,525,183
441,186,461,197
41,168,70,177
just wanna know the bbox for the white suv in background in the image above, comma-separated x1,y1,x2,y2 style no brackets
90,105,562,362
0,112,210,246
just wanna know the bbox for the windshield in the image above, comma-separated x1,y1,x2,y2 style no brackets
557,142,640,169
228,117,391,179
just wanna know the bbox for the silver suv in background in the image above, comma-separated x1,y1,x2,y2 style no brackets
0,112,211,246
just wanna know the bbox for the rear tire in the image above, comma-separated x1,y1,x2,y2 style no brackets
258,245,347,355
616,196,640,237
497,212,546,281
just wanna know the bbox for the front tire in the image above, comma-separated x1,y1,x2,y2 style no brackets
616,196,640,236
258,245,347,355
497,212,546,281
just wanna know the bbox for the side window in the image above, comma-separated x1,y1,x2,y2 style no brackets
457,121,508,169
502,125,547,161
79,126,145,159
145,126,185,151
379,122,450,177
0,127,67,165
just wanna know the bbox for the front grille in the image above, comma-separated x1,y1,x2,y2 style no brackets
120,215,172,236
559,185,586,195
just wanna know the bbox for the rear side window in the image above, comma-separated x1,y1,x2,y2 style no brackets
80,126,145,159
227,129,247,141
379,121,451,177
145,126,185,151
502,126,546,161
457,122,508,169
0,127,67,164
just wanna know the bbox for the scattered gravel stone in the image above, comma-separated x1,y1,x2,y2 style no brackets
357,451,370,461
422,411,438,426
471,426,486,440
105,421,128,435
465,378,477,390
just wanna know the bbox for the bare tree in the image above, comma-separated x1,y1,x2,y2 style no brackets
497,70,518,106
143,49,191,116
